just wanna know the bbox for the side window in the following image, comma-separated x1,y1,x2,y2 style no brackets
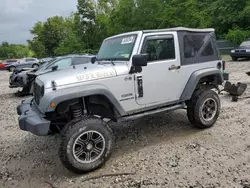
73,57,90,65
51,58,72,68
141,37,175,62
7,60,17,63
184,35,205,58
201,42,214,56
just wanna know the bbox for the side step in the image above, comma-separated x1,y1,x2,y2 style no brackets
118,103,185,122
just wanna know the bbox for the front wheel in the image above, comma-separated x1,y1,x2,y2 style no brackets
59,116,114,174
186,89,221,129
9,66,15,72
232,57,238,61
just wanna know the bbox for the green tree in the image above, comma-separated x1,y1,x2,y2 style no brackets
0,42,30,59
226,28,250,45
28,21,46,58
27,0,250,57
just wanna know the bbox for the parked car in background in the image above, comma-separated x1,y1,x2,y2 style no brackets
9,54,94,96
6,58,39,72
230,38,250,61
0,61,5,70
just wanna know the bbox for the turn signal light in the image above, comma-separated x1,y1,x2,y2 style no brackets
50,102,56,108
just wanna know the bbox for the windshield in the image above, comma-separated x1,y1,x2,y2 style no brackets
36,58,57,73
97,34,137,61
240,41,250,47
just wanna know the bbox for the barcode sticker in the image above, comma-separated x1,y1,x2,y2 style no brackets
121,36,134,44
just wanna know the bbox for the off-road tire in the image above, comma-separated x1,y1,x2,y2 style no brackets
59,116,114,174
186,89,220,129
232,57,238,61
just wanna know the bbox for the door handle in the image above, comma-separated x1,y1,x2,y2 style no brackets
169,65,181,70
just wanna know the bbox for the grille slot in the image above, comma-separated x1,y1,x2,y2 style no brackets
33,82,44,105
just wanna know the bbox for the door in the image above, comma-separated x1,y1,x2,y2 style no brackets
135,33,184,106
18,59,29,68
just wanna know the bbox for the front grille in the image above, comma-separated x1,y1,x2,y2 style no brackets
235,50,247,53
33,82,44,105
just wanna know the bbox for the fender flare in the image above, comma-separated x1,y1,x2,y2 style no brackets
39,84,126,116
180,68,224,101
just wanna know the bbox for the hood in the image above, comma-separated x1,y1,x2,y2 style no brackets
37,62,129,89
234,46,250,50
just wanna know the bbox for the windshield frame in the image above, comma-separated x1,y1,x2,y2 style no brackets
97,34,138,62
240,40,250,47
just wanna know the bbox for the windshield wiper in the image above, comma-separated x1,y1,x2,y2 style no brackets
97,59,115,65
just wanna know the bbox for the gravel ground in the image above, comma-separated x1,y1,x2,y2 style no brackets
1,60,250,188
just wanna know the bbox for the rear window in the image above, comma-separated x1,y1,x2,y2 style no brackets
26,58,35,62
184,35,205,58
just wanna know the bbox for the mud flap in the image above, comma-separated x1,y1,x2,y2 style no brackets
224,81,247,96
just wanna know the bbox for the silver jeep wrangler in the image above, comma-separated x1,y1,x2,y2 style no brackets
17,27,228,174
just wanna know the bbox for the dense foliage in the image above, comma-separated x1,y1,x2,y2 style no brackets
0,42,33,60
2,0,250,59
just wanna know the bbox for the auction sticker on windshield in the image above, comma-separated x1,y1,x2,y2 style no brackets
121,36,135,44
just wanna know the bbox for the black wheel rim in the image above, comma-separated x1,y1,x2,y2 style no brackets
201,98,217,121
73,131,105,164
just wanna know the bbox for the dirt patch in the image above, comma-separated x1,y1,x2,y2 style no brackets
1,60,250,188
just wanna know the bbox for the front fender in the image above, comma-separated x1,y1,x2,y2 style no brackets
180,68,224,101
39,84,126,116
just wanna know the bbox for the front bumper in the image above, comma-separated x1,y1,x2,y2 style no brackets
17,98,51,136
9,74,20,88
9,73,27,88
231,52,250,58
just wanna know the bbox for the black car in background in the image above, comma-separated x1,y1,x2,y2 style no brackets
230,38,250,61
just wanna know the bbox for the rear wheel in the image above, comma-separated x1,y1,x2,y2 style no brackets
232,57,238,61
59,116,114,174
186,89,220,129
32,64,39,69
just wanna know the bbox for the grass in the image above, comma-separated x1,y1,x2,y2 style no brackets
221,55,231,61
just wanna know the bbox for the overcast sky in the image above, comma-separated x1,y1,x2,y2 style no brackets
0,0,78,44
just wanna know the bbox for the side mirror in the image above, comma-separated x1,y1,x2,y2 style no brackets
132,54,148,67
51,65,58,71
91,56,96,64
